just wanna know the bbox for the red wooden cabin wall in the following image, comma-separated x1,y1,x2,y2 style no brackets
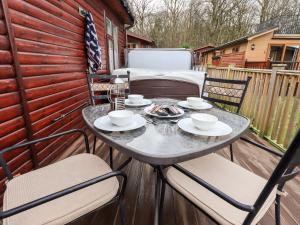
220,52,246,67
0,0,127,199
0,0,34,197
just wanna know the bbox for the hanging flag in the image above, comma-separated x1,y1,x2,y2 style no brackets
85,12,102,73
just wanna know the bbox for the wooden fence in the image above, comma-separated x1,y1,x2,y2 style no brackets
207,65,300,150
245,60,300,70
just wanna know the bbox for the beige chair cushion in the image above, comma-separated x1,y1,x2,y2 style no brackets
92,82,129,91
166,153,277,225
3,153,119,225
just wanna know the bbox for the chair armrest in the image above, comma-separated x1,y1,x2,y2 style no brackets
0,129,90,180
240,137,283,157
0,170,126,219
279,167,300,185
171,164,254,212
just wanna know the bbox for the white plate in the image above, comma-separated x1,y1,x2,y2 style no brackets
125,99,152,107
178,118,232,136
177,101,213,110
144,105,184,118
94,114,146,132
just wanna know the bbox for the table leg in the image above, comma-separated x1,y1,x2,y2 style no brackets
154,168,164,225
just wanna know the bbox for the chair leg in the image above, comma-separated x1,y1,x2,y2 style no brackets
109,146,113,170
229,143,234,162
92,135,97,154
275,195,281,225
118,175,127,225
119,195,126,225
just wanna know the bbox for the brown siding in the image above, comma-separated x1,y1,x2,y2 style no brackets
220,52,246,67
0,1,33,197
0,0,127,199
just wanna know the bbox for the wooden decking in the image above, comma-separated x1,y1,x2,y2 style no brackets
61,131,300,225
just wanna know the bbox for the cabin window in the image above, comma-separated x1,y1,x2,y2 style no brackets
106,17,119,72
106,18,112,36
232,46,239,53
283,46,299,62
269,45,284,61
113,25,119,69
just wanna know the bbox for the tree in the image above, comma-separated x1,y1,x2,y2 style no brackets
127,0,300,48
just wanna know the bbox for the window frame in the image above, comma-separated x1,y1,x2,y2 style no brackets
105,17,119,72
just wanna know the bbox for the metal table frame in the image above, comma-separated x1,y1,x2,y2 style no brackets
82,98,250,225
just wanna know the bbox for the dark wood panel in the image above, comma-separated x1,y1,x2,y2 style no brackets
20,64,86,76
31,98,87,132
131,79,200,100
0,105,22,123
27,85,88,112
0,5,3,19
10,8,83,42
0,116,24,138
26,0,84,27
39,132,82,167
13,24,84,50
0,92,19,108
18,52,85,65
0,20,6,34
25,79,87,100
0,50,12,64
9,0,84,35
29,91,88,123
0,65,14,78
0,128,27,150
0,78,17,93
48,0,84,21
16,38,85,57
34,110,84,150
0,35,9,50
23,72,86,89
38,120,85,166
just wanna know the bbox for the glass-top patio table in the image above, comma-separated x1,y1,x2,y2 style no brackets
82,98,250,225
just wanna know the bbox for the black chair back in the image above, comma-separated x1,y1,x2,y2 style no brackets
201,73,251,113
244,129,300,224
87,72,130,106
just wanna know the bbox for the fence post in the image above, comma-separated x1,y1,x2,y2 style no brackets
260,64,286,136
226,64,235,79
207,64,215,75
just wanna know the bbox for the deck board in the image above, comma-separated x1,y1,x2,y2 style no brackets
61,131,299,225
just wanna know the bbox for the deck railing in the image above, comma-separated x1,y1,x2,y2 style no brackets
245,60,300,70
207,65,300,150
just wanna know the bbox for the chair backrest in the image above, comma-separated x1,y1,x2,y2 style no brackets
87,72,130,106
201,73,251,113
244,129,300,224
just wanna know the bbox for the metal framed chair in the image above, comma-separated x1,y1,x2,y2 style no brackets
87,72,130,106
201,73,251,114
201,73,252,161
0,129,127,225
87,72,131,169
159,129,300,225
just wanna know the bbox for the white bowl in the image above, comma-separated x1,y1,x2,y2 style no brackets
108,110,134,127
187,97,203,108
128,94,144,104
190,113,218,130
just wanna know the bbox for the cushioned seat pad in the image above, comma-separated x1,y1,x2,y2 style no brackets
3,153,119,225
166,153,277,225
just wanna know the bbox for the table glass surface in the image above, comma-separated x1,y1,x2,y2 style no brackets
82,98,250,165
